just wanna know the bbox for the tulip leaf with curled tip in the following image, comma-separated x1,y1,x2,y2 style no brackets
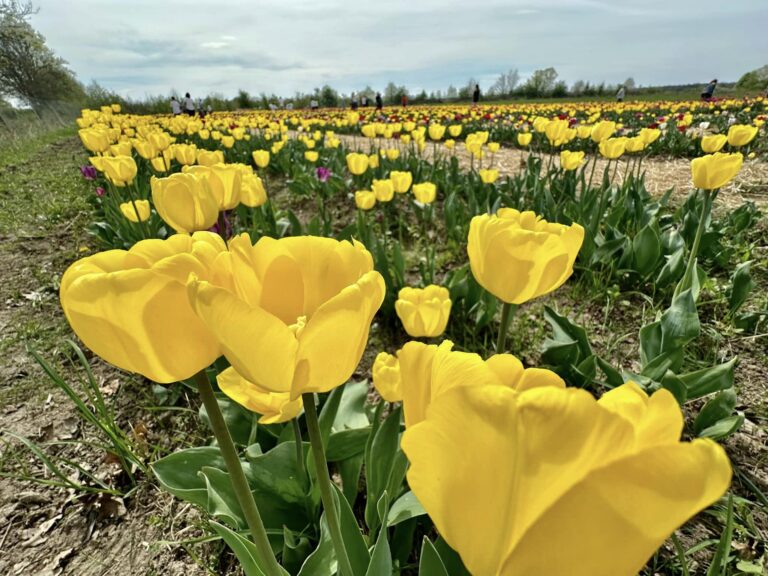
199,466,245,529
656,247,685,288
728,261,754,315
210,522,268,576
694,388,738,436
297,514,335,576
153,446,226,509
679,358,737,400
660,289,700,351
332,485,371,575
543,306,593,360
632,222,662,277
419,538,449,576
387,491,426,527
699,413,744,441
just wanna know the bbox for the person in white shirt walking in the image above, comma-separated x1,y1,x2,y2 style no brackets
170,96,181,115
183,92,195,116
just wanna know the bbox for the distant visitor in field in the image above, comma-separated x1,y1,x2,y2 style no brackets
701,78,718,100
376,92,383,111
473,83,481,105
183,92,195,115
401,93,408,107
361,94,368,107
351,92,359,110
170,95,181,115
616,84,626,102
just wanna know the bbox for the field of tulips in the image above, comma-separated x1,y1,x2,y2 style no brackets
1,99,767,575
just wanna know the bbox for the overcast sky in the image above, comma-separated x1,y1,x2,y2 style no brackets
32,0,768,100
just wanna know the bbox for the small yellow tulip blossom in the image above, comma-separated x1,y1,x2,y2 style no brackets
60,233,226,383
149,132,173,152
448,125,462,138
240,174,268,207
109,141,132,157
133,140,157,160
368,153,380,169
355,190,376,210
304,150,319,163
691,152,743,190
412,182,437,204
183,164,242,210
559,150,585,171
102,155,138,187
624,136,646,154
545,119,569,147
598,137,627,159
217,367,302,424
372,179,395,202
444,139,456,150
701,134,727,154
187,234,385,399
120,199,151,222
488,142,500,153
346,152,369,175
398,340,564,428
401,381,731,576
385,148,400,161
428,124,446,141
516,132,532,147
361,124,377,138
639,127,661,146
198,149,225,167
395,285,451,338
576,125,593,139
78,128,111,153
252,150,270,169
468,208,584,305
172,144,198,166
389,171,413,193
372,351,402,402
479,169,500,184
151,156,170,172
89,155,105,172
591,120,616,143
151,173,219,233
726,124,758,147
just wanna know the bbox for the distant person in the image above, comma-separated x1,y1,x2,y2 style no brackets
196,97,203,115
401,93,408,108
183,92,195,116
375,92,383,111
170,96,181,115
351,93,359,110
701,79,718,101
361,94,368,107
310,98,319,110
207,103,213,115
616,85,626,102
472,84,480,106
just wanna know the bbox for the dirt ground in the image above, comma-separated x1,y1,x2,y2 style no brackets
0,131,766,575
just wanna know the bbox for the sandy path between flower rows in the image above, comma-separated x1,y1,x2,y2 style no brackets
330,132,768,209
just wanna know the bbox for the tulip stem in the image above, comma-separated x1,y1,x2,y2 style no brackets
192,370,284,576
302,393,356,576
496,301,518,354
675,188,713,299
292,417,307,485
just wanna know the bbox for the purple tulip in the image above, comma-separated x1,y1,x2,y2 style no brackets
315,166,332,183
80,165,98,180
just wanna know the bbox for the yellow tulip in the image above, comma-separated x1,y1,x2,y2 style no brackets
726,124,758,147
133,140,157,160
560,150,585,171
346,152,369,175
221,136,235,149
479,169,499,184
372,352,402,402
89,155,105,172
60,233,226,383
444,139,455,150
355,190,376,210
151,156,170,172
701,134,727,154
372,179,395,202
149,132,173,152
398,340,564,428
691,152,743,190
207,164,242,210
599,137,627,159
198,149,225,167
576,125,593,139
448,125,462,138
389,171,413,193
368,153,380,169
79,128,111,153
591,120,616,143
217,367,302,424
639,127,661,146
517,132,532,147
412,182,437,204
624,137,646,154
545,119,569,147
173,144,198,165
361,124,377,138
304,151,319,163
110,142,132,157
428,124,446,141
151,173,219,233
395,285,451,338
240,174,267,207
252,150,270,169
120,200,151,222
385,148,400,161
187,234,385,398
468,208,584,304
102,155,138,186
488,142,500,153
401,382,731,576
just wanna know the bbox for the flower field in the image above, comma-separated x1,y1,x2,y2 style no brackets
1,98,767,575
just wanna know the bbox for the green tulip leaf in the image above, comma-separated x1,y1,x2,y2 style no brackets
679,358,737,400
153,446,226,508
209,522,267,576
199,466,245,529
326,427,371,461
419,537,450,576
387,491,426,527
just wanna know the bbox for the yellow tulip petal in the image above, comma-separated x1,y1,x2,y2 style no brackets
217,367,302,424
